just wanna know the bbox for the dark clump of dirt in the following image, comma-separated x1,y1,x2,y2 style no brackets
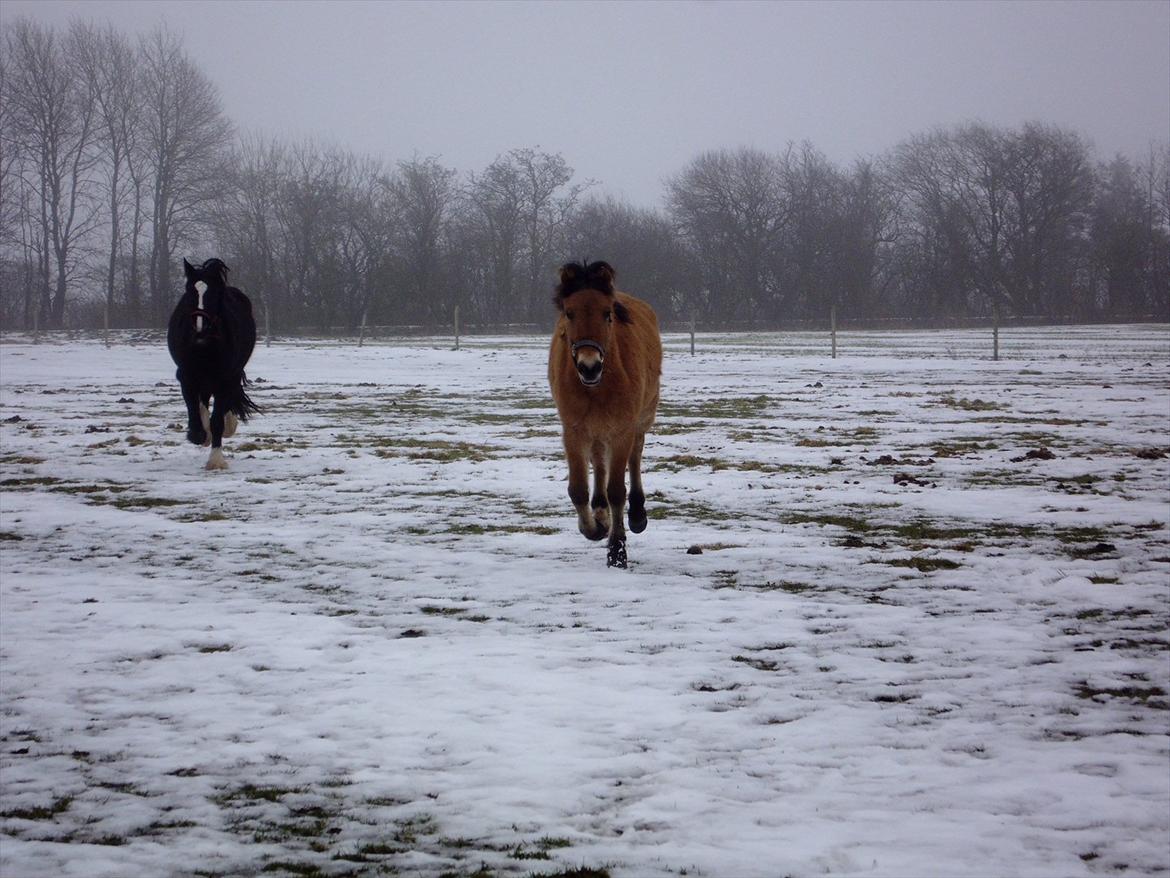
1070,542,1118,558
1012,447,1056,462
687,545,704,555
867,454,935,467
894,473,935,487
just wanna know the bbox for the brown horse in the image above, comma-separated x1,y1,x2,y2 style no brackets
548,260,662,568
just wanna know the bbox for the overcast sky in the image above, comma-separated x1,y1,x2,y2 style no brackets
4,0,1168,205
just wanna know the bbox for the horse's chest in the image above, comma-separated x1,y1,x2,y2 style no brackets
560,386,637,434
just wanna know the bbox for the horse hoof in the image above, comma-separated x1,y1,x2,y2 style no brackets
607,541,628,569
187,428,207,446
628,507,647,534
579,520,608,541
205,449,228,470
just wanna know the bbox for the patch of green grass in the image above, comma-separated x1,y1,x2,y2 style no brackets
653,421,707,435
795,426,879,448
934,395,1005,411
1074,682,1168,707
446,523,557,536
658,394,772,420
260,862,330,877
1,476,62,487
932,440,996,458
655,454,802,473
111,496,183,510
535,836,574,850
881,556,962,572
215,784,304,805
393,813,439,845
370,438,501,463
647,498,734,523
784,512,872,532
0,795,73,820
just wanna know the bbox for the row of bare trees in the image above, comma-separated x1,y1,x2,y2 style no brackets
0,19,229,330
667,131,1169,324
1,18,1167,332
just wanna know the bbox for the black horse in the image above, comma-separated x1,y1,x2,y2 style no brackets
167,258,260,470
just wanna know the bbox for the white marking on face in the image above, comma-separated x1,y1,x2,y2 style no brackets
195,281,207,331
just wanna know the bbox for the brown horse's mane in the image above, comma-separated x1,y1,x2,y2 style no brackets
554,260,630,323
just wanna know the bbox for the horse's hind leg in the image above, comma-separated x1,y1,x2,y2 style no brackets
627,432,648,534
204,394,229,470
222,411,239,438
606,437,634,568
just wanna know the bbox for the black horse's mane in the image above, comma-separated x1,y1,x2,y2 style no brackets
199,258,230,287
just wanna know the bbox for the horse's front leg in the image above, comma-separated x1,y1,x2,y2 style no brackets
606,436,635,568
566,435,605,541
199,396,211,446
590,440,610,538
205,394,229,470
178,371,207,446
627,432,648,534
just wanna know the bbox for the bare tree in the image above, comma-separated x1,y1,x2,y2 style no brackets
668,147,788,322
70,21,143,325
139,25,232,322
466,155,524,320
4,18,101,328
213,132,288,335
387,155,457,323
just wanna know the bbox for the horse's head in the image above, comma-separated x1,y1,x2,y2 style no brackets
183,258,230,343
554,260,631,388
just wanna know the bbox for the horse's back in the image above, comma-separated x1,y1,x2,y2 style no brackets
226,286,257,368
616,291,662,409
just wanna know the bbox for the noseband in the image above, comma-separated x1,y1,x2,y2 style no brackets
571,339,605,359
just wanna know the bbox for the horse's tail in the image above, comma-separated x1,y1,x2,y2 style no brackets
230,372,262,421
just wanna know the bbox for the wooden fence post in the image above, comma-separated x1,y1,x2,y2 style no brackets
454,304,460,350
830,306,837,359
104,303,111,349
993,310,1000,361
689,308,696,356
264,302,272,348
358,309,367,347
32,306,39,345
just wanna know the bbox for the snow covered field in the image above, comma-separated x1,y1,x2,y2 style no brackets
1,324,1168,878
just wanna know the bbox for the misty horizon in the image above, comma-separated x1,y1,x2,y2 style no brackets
3,0,1167,206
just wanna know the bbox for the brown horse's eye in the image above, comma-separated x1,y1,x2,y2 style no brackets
604,311,612,322
566,311,574,320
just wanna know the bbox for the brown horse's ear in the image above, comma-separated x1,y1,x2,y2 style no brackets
586,261,615,295
613,299,632,324
558,262,583,288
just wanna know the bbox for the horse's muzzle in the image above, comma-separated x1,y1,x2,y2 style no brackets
572,339,604,386
576,361,603,386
